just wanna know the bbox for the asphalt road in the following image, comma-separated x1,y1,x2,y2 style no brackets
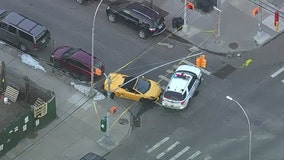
1,0,284,160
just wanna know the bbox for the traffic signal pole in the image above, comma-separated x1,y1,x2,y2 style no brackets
104,111,111,144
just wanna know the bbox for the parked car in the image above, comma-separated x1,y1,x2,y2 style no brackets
162,65,202,110
80,152,106,160
0,9,51,52
50,46,105,82
106,1,166,39
104,73,162,102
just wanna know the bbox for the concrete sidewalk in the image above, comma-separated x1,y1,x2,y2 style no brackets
154,0,284,54
0,43,131,160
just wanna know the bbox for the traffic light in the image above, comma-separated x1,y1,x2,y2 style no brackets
275,11,279,26
100,116,107,132
195,57,201,67
187,2,195,10
200,55,207,68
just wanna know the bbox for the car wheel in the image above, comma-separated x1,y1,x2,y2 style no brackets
140,98,153,104
20,44,27,52
107,13,116,23
110,92,115,99
138,30,147,39
76,0,84,4
79,75,89,82
53,60,60,69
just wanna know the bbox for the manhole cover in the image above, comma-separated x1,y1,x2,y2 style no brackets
213,64,237,79
118,118,129,125
229,43,238,49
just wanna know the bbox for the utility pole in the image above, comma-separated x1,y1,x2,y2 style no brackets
214,0,221,43
182,0,188,33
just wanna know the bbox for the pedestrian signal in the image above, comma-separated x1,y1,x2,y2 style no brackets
100,116,107,132
195,57,201,67
252,7,260,16
200,55,207,68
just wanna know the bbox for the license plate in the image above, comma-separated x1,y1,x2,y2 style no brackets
41,38,46,44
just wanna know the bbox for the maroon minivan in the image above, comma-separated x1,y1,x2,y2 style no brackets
50,46,105,82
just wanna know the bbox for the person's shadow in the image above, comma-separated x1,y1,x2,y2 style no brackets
133,103,154,127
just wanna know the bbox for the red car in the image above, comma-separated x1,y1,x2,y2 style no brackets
50,46,105,81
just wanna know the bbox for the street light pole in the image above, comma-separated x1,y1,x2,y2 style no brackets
214,0,221,43
226,96,251,160
91,0,104,96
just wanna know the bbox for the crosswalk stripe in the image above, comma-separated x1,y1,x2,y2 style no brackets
200,68,211,75
169,146,190,160
166,69,174,74
181,59,194,66
270,66,284,78
186,150,201,160
173,64,179,69
156,141,180,159
203,156,212,160
146,137,169,153
159,75,170,82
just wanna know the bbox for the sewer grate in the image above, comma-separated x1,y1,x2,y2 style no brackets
229,43,238,49
213,64,237,79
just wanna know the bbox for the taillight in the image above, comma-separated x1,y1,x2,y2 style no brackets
181,100,186,105
149,27,156,32
34,44,38,50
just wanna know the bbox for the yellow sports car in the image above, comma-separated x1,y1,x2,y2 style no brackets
104,73,162,102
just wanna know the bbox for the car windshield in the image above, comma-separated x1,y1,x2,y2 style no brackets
94,59,103,68
134,77,150,94
62,48,79,58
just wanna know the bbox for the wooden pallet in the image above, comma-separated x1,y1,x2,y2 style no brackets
4,85,19,103
31,97,47,118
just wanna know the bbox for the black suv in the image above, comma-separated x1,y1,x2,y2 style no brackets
106,1,166,39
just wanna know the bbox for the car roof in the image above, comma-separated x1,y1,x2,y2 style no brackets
167,71,193,93
127,2,160,21
1,11,46,37
71,49,94,67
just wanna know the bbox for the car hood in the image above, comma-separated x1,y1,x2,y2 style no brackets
52,46,71,59
104,73,126,91
144,80,162,99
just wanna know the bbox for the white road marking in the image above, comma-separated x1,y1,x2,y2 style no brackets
282,79,284,83
200,68,211,75
156,141,180,159
159,75,170,82
186,150,201,160
182,59,195,66
173,64,179,69
270,66,284,78
146,137,170,153
166,69,174,74
169,146,190,160
203,156,212,160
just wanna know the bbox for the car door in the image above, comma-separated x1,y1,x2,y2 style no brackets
63,58,88,77
119,9,139,29
123,88,141,101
